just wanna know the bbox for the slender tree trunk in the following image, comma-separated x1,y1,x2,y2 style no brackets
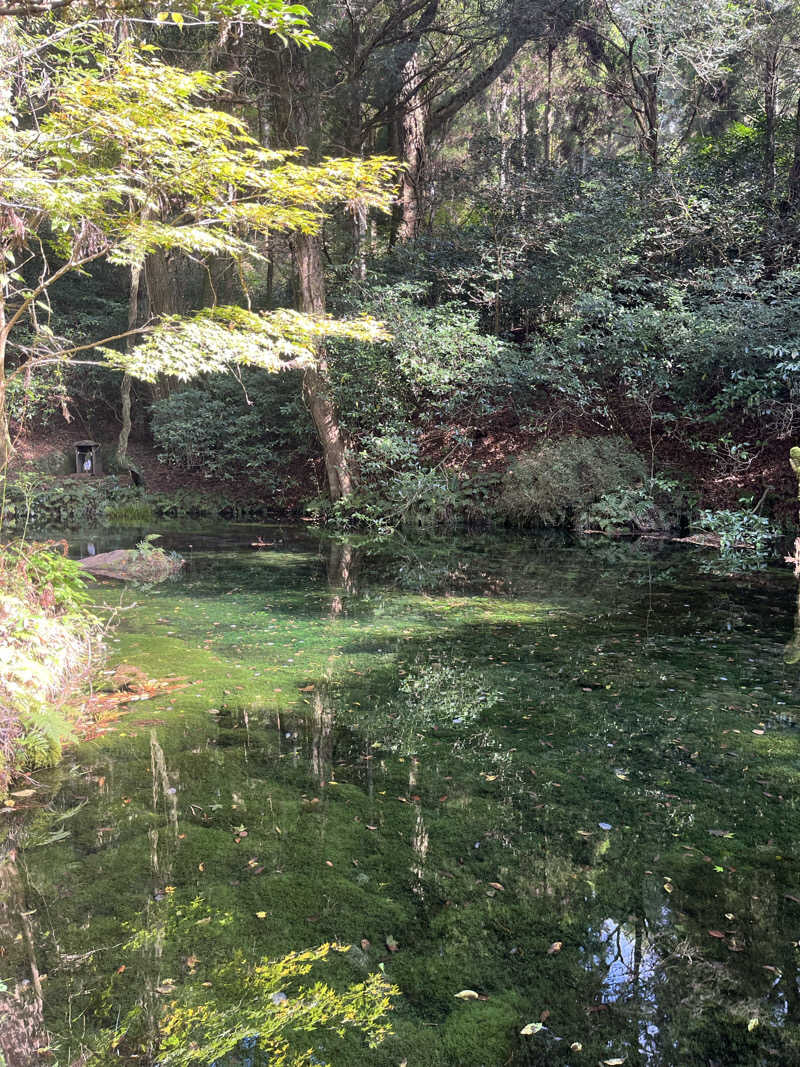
643,74,659,173
543,41,554,164
498,76,511,189
764,49,779,201
0,293,12,467
294,233,356,501
789,94,800,208
0,21,18,468
0,16,14,119
352,201,368,281
116,261,142,470
518,75,528,168
396,53,428,242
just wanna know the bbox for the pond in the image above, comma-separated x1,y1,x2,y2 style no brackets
2,527,800,1066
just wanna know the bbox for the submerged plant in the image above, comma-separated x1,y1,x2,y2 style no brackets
103,940,397,1066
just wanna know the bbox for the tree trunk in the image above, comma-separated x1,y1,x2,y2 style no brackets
543,41,554,164
763,49,779,201
0,17,15,119
789,94,800,208
294,233,355,501
116,260,142,470
0,22,17,468
642,72,659,173
396,53,428,242
0,306,12,469
143,248,203,400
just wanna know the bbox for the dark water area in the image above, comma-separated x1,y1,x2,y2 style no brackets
3,528,800,1066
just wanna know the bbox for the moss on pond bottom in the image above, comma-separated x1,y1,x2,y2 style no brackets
5,529,800,1065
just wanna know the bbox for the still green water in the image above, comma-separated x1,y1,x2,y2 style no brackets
4,528,800,1066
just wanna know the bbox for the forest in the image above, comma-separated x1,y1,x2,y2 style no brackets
3,1,800,1065
2,0,800,533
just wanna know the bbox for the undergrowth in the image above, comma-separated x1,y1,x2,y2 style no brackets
0,540,103,792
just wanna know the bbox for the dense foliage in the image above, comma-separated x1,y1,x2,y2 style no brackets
0,541,100,786
4,1,800,529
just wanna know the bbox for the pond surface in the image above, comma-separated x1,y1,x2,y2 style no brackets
3,528,800,1066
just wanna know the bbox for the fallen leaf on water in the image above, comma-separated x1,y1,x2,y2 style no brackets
547,941,563,954
454,990,479,1000
520,1022,543,1035
708,930,726,938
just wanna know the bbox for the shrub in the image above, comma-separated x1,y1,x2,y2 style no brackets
0,541,102,790
695,509,778,555
150,371,311,486
497,436,647,528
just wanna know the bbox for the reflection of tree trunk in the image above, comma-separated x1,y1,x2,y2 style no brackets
0,857,48,1066
327,540,358,616
632,915,643,991
310,686,334,786
409,758,428,898
784,580,800,664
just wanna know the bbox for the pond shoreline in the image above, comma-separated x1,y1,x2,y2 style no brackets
0,542,105,794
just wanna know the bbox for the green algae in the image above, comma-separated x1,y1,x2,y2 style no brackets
2,529,800,1065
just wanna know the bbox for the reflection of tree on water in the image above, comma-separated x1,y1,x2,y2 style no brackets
311,683,335,786
785,582,800,664
0,850,48,1066
326,540,359,617
369,659,501,758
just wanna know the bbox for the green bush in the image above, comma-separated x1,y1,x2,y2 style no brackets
696,508,778,559
0,541,102,790
150,371,312,486
584,474,684,533
497,436,648,529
